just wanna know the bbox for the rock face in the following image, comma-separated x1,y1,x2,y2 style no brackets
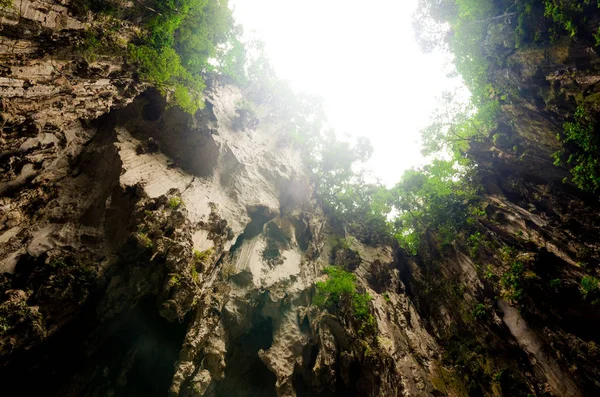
0,70,443,395
399,15,600,397
2,2,600,397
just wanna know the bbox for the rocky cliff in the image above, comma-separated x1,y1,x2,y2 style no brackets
0,4,439,395
1,1,600,397
399,5,600,396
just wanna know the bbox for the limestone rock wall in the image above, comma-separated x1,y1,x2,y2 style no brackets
0,29,443,393
400,16,600,397
2,2,600,397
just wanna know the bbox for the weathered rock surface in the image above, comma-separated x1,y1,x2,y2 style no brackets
2,2,600,397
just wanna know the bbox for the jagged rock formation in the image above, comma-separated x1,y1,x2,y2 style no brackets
0,70,442,395
400,14,600,397
1,1,600,397
0,4,441,391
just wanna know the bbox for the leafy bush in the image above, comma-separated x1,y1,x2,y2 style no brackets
390,159,482,254
580,275,600,304
543,0,594,38
168,273,181,287
468,232,483,259
194,248,213,263
127,0,244,114
168,197,183,209
78,25,127,62
352,291,376,335
190,263,199,282
314,266,357,308
136,232,153,249
500,262,525,303
79,30,102,62
311,134,391,245
314,266,376,335
472,303,489,320
594,27,600,46
553,106,600,192
549,278,561,290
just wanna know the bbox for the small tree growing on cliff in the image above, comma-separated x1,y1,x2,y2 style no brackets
314,266,376,336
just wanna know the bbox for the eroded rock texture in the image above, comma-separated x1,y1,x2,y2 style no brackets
400,17,600,397
1,2,600,397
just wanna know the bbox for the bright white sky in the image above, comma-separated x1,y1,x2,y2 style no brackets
230,0,461,186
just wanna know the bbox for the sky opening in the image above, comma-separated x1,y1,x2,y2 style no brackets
230,0,464,186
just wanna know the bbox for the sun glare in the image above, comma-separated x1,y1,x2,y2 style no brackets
230,0,464,186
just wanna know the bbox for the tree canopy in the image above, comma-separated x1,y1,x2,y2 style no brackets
129,0,245,113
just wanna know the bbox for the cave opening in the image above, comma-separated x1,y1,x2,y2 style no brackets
215,317,277,397
0,295,189,397
67,295,190,397
108,296,189,397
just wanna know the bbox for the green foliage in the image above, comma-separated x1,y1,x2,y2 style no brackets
128,43,179,84
190,263,200,282
127,0,243,113
332,237,352,251
168,273,181,287
0,316,9,335
549,278,561,291
0,0,12,8
417,0,593,96
416,0,512,103
50,258,68,269
542,0,596,38
80,30,102,62
401,0,514,254
468,232,483,259
78,25,127,62
0,298,42,337
413,0,597,199
441,334,496,396
314,266,356,308
472,303,489,320
352,291,376,336
514,1,537,48
314,266,376,335
194,248,213,263
499,246,515,263
129,45,206,113
484,264,495,280
172,83,204,114
553,105,600,192
500,262,525,303
594,27,600,46
421,93,499,158
168,197,183,209
136,232,153,249
580,275,600,303
390,159,481,254
451,2,497,93
311,132,391,245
